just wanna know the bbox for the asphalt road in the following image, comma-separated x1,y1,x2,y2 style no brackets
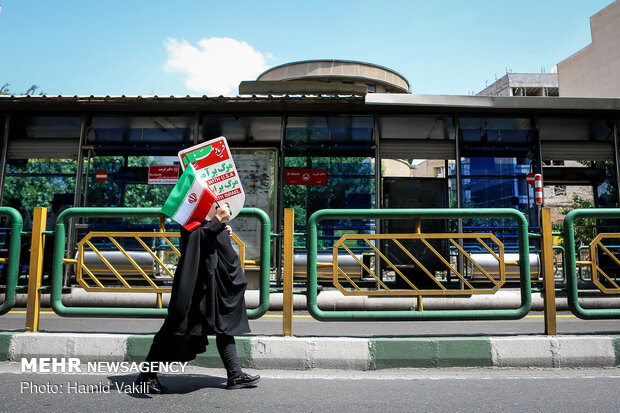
1,309,619,337
0,364,618,412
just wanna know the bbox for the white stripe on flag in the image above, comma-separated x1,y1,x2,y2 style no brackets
172,178,207,225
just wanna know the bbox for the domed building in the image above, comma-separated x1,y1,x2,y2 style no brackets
239,59,410,95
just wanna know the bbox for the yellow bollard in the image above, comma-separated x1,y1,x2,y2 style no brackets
25,207,47,332
282,208,294,337
416,295,423,312
540,207,557,335
414,219,422,311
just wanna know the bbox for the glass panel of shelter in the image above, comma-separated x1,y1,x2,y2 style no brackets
539,117,618,240
76,116,195,260
538,117,619,283
1,115,81,218
284,116,375,251
199,116,280,263
377,116,456,287
0,115,8,280
0,115,82,281
456,117,538,251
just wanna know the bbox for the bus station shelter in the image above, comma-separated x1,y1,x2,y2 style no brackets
1,93,620,285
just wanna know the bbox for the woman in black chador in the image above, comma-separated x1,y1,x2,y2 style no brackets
136,206,259,393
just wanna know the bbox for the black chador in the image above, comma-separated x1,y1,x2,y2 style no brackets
138,215,259,393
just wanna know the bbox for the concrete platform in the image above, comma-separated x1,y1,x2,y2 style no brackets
1,332,619,370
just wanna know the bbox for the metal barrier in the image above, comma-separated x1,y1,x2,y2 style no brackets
307,208,531,321
564,208,620,319
0,207,23,315
73,232,180,293
49,207,271,319
332,233,508,296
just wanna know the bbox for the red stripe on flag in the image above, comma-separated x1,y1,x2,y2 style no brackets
182,186,218,231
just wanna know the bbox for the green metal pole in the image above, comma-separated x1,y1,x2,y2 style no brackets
563,209,620,319
0,207,23,315
244,207,271,319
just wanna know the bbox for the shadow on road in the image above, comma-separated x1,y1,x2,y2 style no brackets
108,373,225,398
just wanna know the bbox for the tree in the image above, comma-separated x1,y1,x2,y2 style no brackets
3,159,76,212
0,83,44,95
283,156,375,249
552,193,595,246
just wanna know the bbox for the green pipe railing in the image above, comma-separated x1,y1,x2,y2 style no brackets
51,207,270,319
564,208,620,319
0,207,23,315
307,208,531,321
553,245,566,283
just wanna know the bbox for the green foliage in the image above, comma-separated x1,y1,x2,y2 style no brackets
283,156,376,250
3,159,76,211
0,83,44,95
3,157,172,222
555,193,595,246
577,160,618,208
85,156,172,213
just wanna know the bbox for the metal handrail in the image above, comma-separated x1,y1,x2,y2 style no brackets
563,208,620,319
50,207,271,319
307,208,531,321
0,207,23,315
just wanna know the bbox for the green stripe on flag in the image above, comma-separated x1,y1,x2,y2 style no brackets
161,166,197,218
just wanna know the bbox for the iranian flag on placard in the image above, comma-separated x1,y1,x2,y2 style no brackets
161,164,217,231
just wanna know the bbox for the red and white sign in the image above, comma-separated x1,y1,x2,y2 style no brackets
148,165,179,185
95,170,107,183
177,137,245,220
526,172,536,186
534,173,543,206
285,169,327,185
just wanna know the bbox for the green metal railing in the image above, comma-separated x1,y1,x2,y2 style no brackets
0,207,23,315
564,208,620,319
307,208,531,321
51,207,271,318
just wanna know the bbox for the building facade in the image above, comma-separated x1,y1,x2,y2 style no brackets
240,59,411,95
476,73,559,97
558,0,620,97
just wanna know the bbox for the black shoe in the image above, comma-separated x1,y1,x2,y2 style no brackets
135,372,168,394
226,372,260,389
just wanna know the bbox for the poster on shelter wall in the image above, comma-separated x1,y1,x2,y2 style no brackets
229,150,274,260
148,165,179,184
178,136,245,220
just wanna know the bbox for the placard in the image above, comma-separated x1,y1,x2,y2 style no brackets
178,137,245,220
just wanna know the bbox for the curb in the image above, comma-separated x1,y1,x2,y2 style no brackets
1,332,619,370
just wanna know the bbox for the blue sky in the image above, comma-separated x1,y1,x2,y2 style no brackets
0,0,615,96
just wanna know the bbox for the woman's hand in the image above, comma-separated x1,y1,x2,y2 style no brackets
214,205,231,223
